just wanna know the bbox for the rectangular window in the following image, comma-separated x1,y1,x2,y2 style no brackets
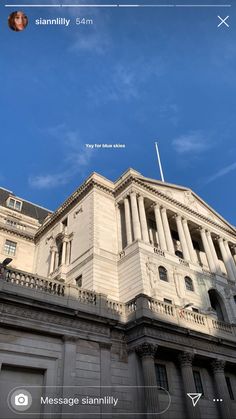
75,274,82,287
4,240,17,256
193,370,204,395
6,198,22,211
226,377,234,400
62,217,68,232
8,198,15,208
155,364,169,391
15,201,21,211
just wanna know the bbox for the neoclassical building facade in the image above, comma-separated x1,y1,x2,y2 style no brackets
0,168,236,419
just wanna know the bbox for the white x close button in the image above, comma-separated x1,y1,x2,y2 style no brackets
217,16,229,28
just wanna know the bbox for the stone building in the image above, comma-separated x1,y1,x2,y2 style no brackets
0,168,236,419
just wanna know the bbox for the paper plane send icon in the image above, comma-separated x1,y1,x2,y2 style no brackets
187,393,202,407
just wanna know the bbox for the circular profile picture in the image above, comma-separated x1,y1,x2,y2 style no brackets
8,11,28,31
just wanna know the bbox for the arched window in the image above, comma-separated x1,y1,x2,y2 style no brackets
158,266,168,282
208,289,228,322
234,296,236,304
175,250,183,259
185,276,194,291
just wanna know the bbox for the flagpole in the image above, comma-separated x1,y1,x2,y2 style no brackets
155,142,165,182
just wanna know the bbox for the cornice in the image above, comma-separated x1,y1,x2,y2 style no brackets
0,225,34,242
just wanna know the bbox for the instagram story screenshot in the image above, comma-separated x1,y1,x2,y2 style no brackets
0,0,236,418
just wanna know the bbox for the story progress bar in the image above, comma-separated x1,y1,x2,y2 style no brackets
4,4,232,8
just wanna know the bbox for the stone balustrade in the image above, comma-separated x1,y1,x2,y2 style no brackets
148,299,175,317
78,289,97,305
4,268,65,296
179,307,206,325
212,319,233,334
0,267,235,341
106,298,124,315
126,298,137,313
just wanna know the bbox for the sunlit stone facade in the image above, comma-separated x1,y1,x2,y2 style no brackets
0,169,236,419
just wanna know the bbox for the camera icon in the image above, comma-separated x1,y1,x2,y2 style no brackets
9,389,32,412
15,393,29,406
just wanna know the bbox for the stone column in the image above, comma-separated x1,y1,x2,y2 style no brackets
124,197,132,245
182,219,197,263
211,359,233,419
154,204,166,250
232,246,236,264
55,250,59,270
200,228,216,273
130,191,142,240
178,352,201,419
175,215,190,261
49,246,57,274
62,239,68,265
218,238,235,282
206,232,221,275
224,241,236,281
66,241,72,265
116,203,123,252
136,342,160,417
149,227,154,244
138,195,149,243
161,207,174,253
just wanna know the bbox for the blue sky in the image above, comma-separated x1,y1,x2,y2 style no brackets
0,1,236,225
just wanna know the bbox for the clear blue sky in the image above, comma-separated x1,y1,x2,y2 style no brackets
0,1,235,225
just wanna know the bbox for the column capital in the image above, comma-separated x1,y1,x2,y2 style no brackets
123,194,130,201
211,359,226,373
178,351,194,367
135,342,158,358
199,227,206,233
50,245,57,252
153,202,161,210
99,342,112,350
173,213,182,221
62,335,78,343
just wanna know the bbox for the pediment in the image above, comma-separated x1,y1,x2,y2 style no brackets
138,177,236,233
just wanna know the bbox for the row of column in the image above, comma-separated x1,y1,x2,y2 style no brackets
200,229,236,282
135,342,233,419
122,192,236,281
124,191,149,245
49,238,72,274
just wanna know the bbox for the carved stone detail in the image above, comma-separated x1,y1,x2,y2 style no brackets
211,359,226,373
135,342,158,358
0,303,109,336
178,351,194,367
146,257,158,290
